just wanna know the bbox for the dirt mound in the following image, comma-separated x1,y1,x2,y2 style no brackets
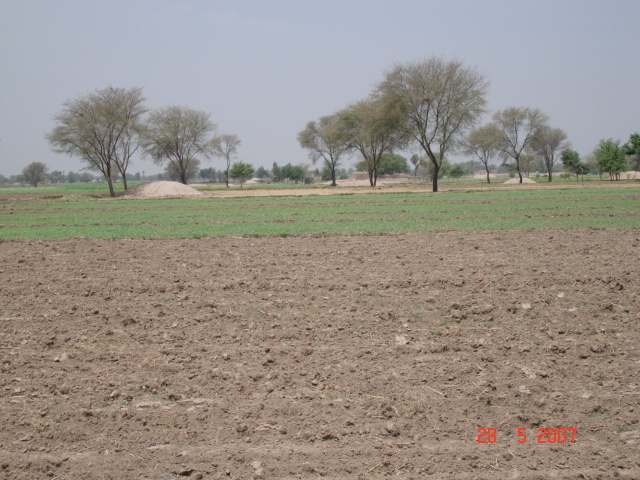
622,170,640,179
125,181,204,198
503,177,537,184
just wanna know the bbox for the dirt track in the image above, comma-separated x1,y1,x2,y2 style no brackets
1,229,639,479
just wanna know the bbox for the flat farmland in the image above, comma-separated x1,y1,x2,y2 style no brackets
1,183,639,479
1,183,639,240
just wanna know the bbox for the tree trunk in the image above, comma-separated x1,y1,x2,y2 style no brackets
432,163,439,192
104,164,116,197
122,173,128,191
548,170,552,182
485,166,490,184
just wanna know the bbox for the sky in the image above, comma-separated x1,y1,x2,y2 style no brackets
0,0,638,177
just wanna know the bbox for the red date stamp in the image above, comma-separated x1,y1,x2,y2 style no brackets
477,427,577,444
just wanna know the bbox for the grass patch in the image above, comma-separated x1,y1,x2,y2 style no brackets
0,185,638,240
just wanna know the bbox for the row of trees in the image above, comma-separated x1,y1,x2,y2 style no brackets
40,69,640,194
298,57,488,191
298,57,638,190
46,87,242,196
561,136,637,181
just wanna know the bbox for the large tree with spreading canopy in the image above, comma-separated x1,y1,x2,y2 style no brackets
377,57,489,192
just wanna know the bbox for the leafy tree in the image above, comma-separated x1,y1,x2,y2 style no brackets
449,164,464,181
212,133,241,187
46,86,147,196
271,162,282,182
529,126,569,182
561,149,580,179
623,132,640,171
280,163,306,183
561,148,591,181
143,106,217,185
379,153,409,175
575,162,590,181
298,114,347,186
336,97,405,186
49,170,65,183
462,123,502,183
22,162,48,187
199,167,216,182
165,158,200,183
492,107,549,183
229,161,255,187
255,166,270,179
355,153,409,175
594,139,627,180
377,57,488,192
0,174,8,185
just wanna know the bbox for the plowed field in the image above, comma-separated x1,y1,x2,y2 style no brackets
1,228,639,479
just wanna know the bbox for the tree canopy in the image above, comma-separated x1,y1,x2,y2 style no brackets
298,114,347,187
594,139,627,180
461,123,502,183
335,97,405,186
22,162,48,187
143,106,218,185
212,133,241,187
492,107,549,183
46,86,146,196
229,161,255,187
529,126,568,182
377,57,488,192
355,153,409,175
623,132,640,171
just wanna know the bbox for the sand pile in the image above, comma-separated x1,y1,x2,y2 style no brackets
621,171,640,179
503,177,537,184
125,181,204,198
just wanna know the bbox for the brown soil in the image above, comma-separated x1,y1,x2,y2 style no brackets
1,229,639,479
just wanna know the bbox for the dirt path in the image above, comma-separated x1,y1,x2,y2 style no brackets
1,229,639,479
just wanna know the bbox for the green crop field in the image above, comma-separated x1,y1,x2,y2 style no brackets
0,183,638,240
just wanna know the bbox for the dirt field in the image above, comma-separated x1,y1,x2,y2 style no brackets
1,229,639,479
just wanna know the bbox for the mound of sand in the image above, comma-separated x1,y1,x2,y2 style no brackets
503,177,537,184
621,171,640,179
125,181,204,198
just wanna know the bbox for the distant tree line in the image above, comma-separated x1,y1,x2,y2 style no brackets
296,56,638,189
6,60,637,192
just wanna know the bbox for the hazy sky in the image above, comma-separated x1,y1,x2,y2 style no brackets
0,0,638,176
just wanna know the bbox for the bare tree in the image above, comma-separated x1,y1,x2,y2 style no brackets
492,107,549,183
143,106,217,185
298,114,347,187
377,57,488,192
212,133,241,187
336,97,405,187
46,86,146,196
529,126,569,182
461,124,502,183
22,162,48,187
